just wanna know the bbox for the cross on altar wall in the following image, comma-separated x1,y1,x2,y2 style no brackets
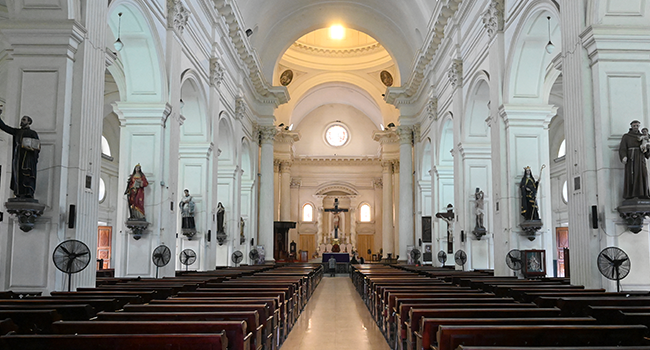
324,198,348,239
436,204,455,254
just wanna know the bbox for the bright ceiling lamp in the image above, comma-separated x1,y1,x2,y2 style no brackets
329,24,345,40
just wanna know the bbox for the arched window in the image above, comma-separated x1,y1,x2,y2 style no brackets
562,180,568,203
98,178,106,203
360,203,371,222
557,139,566,158
302,203,313,222
101,136,112,157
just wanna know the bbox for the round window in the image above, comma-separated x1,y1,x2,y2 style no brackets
325,124,349,147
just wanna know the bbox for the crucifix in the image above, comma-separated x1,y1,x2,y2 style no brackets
324,198,348,239
436,204,455,254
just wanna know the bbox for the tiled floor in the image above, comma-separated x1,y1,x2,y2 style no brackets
280,276,391,350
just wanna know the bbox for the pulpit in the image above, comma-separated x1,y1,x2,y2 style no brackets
274,221,296,260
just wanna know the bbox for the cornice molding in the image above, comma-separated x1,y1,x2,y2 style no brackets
372,130,399,144
291,41,383,56
212,0,289,106
294,156,381,166
385,0,463,106
275,130,300,144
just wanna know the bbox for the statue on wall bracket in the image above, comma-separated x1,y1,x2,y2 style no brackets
0,109,45,232
617,120,650,233
519,165,545,241
179,189,196,239
125,164,150,240
472,188,487,240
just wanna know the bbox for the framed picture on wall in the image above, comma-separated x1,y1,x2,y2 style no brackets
423,244,433,264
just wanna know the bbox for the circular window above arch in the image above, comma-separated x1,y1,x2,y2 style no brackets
324,123,350,147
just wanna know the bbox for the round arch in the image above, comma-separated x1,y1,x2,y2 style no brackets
217,112,237,165
180,71,209,143
108,1,167,103
240,137,255,182
504,1,561,104
420,138,432,181
463,73,491,143
438,114,454,167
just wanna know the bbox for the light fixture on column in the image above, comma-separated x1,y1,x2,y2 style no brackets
545,16,555,54
114,12,124,52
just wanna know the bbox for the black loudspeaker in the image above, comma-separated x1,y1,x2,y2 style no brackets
591,205,598,229
207,230,211,242
68,205,76,229
460,230,465,242
419,238,422,246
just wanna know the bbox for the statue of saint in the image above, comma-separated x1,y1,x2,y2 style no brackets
520,167,540,221
474,188,485,229
216,202,225,234
125,164,148,220
0,113,40,199
619,120,650,199
179,189,196,233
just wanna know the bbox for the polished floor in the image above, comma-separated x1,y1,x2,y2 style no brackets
280,275,391,350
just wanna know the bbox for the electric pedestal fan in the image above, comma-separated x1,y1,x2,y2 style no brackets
249,249,260,265
455,249,467,271
597,247,631,292
179,248,197,271
410,248,421,265
506,249,524,275
438,250,447,267
232,250,244,267
52,239,91,291
152,245,171,278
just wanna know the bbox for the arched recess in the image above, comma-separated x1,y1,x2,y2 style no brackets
463,76,491,143
215,114,238,266
239,137,257,264
419,138,433,216
107,1,167,103
435,115,455,261
177,74,210,270
505,3,561,104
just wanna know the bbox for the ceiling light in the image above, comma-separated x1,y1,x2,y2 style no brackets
329,24,345,40
114,12,124,52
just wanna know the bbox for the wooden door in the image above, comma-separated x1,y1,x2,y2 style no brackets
357,234,374,262
299,234,315,260
97,226,112,269
556,227,569,277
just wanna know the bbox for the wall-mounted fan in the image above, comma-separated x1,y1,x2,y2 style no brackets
506,249,523,273
179,248,197,271
598,247,631,292
455,249,467,271
437,250,447,266
249,249,260,265
232,250,244,267
410,248,421,265
52,239,91,291
152,245,171,278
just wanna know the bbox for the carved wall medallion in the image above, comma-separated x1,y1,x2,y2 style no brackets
280,70,293,86
380,70,393,87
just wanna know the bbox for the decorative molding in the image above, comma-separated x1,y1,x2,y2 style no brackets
212,0,289,106
373,178,383,189
259,125,277,144
234,97,246,120
381,160,395,172
210,58,225,87
280,161,292,173
275,130,300,144
397,125,414,145
168,0,190,35
290,178,302,188
412,124,421,143
426,97,438,120
482,0,504,39
292,41,383,56
447,59,463,89
294,156,381,166
372,130,400,144
385,0,463,105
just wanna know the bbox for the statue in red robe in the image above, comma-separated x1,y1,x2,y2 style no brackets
125,164,148,220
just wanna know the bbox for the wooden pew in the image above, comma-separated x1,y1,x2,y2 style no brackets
434,324,647,350
121,304,273,350
0,319,18,335
1,332,228,350
52,320,250,350
0,310,61,334
50,290,154,303
96,310,262,350
415,317,597,350
457,346,650,350
405,308,562,350
0,304,94,321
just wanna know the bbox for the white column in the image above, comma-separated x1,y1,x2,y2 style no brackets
259,126,276,262
273,160,280,221
280,161,292,221
397,126,414,261
382,161,395,256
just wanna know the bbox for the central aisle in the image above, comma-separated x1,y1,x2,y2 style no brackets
281,276,391,350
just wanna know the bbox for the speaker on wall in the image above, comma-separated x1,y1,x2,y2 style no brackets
207,230,211,242
68,205,76,229
591,205,598,229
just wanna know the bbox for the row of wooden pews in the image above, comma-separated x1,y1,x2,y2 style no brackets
0,263,323,350
352,264,650,350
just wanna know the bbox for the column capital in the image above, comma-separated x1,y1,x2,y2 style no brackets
290,177,302,188
374,178,383,189
275,129,301,144
482,0,504,40
396,125,413,145
234,97,247,120
280,160,292,172
426,97,438,120
210,58,225,87
373,129,399,144
167,0,190,35
447,59,463,89
381,160,395,172
259,125,277,144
